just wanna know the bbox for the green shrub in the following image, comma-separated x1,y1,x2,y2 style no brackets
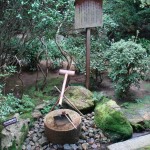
0,93,34,122
106,39,149,98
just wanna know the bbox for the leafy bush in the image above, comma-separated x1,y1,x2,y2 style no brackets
0,65,16,78
0,0,74,71
103,0,150,40
106,39,149,98
62,31,109,74
0,93,34,122
138,38,150,55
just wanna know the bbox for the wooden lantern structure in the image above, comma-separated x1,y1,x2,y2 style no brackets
75,0,103,89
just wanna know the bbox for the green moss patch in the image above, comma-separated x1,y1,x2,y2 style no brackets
64,86,94,112
25,77,63,105
138,146,150,150
94,100,133,142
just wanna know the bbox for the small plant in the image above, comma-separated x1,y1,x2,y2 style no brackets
0,65,16,78
41,98,58,114
121,102,130,108
93,92,106,104
0,93,34,122
106,39,149,98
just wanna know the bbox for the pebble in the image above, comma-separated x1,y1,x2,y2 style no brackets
82,143,89,150
22,145,26,150
26,144,32,150
91,143,98,149
88,138,95,145
33,135,38,142
64,144,72,150
29,141,35,146
23,111,109,149
38,136,48,146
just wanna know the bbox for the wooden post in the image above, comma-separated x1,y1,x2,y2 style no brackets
86,28,91,89
74,0,103,89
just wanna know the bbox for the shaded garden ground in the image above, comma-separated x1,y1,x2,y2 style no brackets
5,69,150,103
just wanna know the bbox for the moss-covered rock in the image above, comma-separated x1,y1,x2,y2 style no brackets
1,113,30,150
94,100,133,142
64,86,94,112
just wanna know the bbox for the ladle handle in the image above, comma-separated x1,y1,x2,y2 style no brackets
59,73,68,106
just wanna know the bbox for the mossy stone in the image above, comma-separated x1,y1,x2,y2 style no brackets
94,100,133,142
64,86,94,112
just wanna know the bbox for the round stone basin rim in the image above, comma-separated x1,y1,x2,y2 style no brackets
44,109,82,132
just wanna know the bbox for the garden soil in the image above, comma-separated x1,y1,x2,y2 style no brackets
5,70,150,103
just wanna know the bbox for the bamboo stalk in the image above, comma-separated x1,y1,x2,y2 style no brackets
65,114,77,129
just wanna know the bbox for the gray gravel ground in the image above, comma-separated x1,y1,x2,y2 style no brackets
23,112,110,150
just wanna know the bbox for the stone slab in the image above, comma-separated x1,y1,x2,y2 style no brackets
107,134,150,150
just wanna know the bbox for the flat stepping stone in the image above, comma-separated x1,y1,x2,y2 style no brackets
122,102,150,124
107,134,150,150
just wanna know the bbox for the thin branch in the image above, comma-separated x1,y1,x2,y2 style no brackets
14,55,24,98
